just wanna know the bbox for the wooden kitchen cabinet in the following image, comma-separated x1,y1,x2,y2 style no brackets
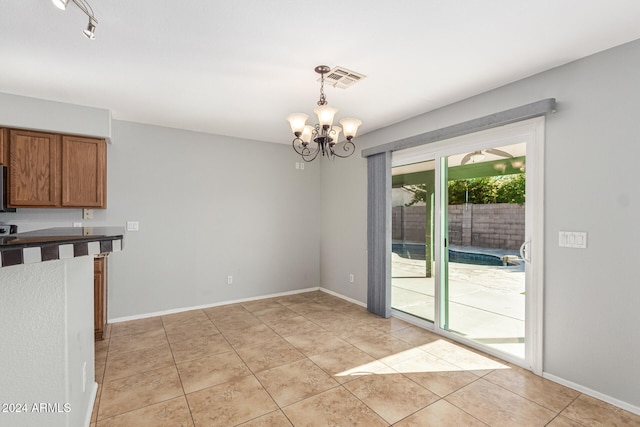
9,129,61,207
0,128,7,165
62,135,106,207
94,256,107,340
7,129,106,208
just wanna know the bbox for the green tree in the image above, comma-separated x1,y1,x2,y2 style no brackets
495,173,526,204
404,173,525,206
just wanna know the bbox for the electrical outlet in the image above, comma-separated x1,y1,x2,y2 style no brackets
227,275,233,285
73,222,82,228
83,208,93,220
349,274,354,283
126,221,139,232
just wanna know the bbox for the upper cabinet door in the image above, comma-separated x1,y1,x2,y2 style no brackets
0,128,7,166
61,135,106,208
9,129,61,207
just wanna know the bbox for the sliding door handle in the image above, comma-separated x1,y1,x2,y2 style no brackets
519,240,531,264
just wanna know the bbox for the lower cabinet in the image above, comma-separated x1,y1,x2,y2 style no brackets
94,256,108,340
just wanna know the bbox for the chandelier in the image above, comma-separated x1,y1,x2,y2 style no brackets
287,65,362,162
52,0,98,40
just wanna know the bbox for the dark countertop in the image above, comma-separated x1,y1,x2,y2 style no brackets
0,227,125,250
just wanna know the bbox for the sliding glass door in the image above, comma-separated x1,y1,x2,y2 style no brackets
391,160,436,322
441,143,527,359
390,118,543,371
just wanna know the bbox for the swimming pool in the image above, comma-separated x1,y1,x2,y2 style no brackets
392,243,515,267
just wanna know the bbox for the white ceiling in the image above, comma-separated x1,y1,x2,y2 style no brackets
2,1,640,145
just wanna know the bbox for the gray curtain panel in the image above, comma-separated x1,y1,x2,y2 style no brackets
367,151,392,318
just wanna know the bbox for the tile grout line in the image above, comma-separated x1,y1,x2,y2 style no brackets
544,393,586,426
207,303,297,425
241,296,389,424
162,315,198,427
95,320,187,424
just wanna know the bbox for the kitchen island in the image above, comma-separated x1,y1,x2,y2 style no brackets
0,227,124,427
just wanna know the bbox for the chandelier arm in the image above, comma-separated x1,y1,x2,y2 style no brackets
330,140,356,158
301,145,321,162
292,138,307,155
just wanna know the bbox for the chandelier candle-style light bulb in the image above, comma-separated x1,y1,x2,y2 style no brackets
314,105,338,128
339,118,362,140
286,113,309,136
288,65,362,162
301,126,314,144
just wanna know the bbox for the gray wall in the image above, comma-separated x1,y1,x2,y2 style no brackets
0,118,321,319
320,39,640,409
0,92,111,139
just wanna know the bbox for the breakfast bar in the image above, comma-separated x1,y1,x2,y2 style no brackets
0,227,124,427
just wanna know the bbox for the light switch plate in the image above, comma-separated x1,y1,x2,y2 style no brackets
559,231,587,248
126,221,139,232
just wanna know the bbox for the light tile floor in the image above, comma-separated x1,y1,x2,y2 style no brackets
92,291,640,426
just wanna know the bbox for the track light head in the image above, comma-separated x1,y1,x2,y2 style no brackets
52,0,99,39
52,0,69,10
83,19,96,40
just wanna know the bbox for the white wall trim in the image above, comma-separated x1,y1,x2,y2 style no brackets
543,372,640,416
108,287,320,323
319,287,367,308
110,286,368,324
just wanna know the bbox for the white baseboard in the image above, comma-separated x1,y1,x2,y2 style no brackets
543,372,640,416
84,381,98,427
318,287,366,308
108,287,320,323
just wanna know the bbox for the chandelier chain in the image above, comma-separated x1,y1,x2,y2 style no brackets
317,73,327,106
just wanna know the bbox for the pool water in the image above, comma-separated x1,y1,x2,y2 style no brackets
392,243,510,267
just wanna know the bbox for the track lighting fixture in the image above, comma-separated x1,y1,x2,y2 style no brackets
52,0,69,10
51,0,99,40
83,19,96,40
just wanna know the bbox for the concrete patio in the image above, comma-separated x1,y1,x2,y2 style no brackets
392,246,525,358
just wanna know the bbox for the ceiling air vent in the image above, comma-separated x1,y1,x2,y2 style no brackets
318,66,366,89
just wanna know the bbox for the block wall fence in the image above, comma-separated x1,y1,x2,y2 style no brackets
392,203,525,250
